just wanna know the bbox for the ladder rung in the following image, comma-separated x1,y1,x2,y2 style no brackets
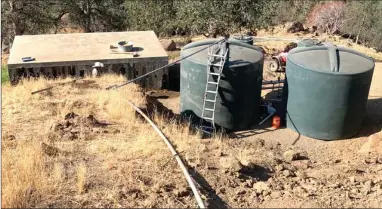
208,72,220,76
203,117,214,121
208,53,226,58
202,117,214,121
206,90,218,94
205,99,216,103
199,128,214,134
211,63,223,67
207,81,219,85
204,108,215,112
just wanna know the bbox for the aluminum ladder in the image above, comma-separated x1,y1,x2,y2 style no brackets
199,42,228,135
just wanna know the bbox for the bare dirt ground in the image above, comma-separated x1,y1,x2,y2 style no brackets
1,65,381,208
150,63,382,208
2,27,382,207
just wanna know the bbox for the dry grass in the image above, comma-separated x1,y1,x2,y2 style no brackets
1,75,225,208
2,141,47,208
76,164,87,195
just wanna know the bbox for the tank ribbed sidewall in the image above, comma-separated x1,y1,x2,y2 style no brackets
286,60,374,140
180,40,263,131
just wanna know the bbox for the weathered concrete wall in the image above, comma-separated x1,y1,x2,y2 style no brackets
9,60,169,89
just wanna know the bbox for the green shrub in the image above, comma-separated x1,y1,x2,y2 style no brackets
2,65,9,84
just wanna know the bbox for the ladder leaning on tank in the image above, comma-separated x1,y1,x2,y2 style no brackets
199,41,229,135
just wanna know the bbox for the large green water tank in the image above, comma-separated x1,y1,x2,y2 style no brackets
180,39,264,131
286,43,375,140
297,38,322,47
232,34,254,45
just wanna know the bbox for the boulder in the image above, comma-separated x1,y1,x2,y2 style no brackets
219,156,244,172
270,191,282,199
160,39,177,51
283,150,301,161
283,169,294,178
358,132,382,153
287,21,305,33
253,182,269,194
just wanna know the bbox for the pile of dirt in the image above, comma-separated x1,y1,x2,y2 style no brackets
50,112,113,140
208,145,381,207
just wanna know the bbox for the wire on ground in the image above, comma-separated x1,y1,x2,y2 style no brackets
105,38,227,90
126,99,206,209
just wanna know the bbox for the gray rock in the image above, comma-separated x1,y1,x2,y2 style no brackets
264,194,272,201
215,150,224,157
295,171,308,179
283,169,294,178
275,164,285,172
236,189,246,195
219,156,244,172
262,190,271,196
254,139,265,147
160,39,177,51
377,156,382,164
283,150,301,162
270,191,282,199
284,184,293,190
286,21,305,33
246,162,258,170
364,180,374,189
358,133,381,153
174,188,191,197
349,176,357,183
245,179,255,188
253,182,269,194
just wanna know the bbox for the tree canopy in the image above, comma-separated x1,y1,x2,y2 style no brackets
1,0,382,52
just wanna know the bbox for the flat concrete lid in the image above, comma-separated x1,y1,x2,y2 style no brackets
8,31,168,68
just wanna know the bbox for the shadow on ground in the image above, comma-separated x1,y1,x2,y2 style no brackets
358,97,382,137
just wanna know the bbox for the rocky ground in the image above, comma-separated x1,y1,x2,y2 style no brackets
2,63,381,208
2,28,382,207
152,63,382,208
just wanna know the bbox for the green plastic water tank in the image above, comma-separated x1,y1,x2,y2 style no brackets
180,39,264,131
232,34,254,45
297,38,322,47
286,43,375,140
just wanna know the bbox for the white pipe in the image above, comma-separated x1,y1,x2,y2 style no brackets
258,105,276,125
126,100,206,209
259,111,275,125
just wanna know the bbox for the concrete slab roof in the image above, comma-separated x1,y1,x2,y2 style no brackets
8,31,168,68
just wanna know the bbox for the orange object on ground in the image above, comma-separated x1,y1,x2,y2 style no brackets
272,116,281,129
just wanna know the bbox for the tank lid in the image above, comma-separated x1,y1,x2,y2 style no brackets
288,43,375,74
232,34,253,41
181,38,263,65
297,38,323,47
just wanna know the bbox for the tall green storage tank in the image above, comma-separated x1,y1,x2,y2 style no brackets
180,39,264,131
297,38,322,47
286,43,375,140
232,34,254,45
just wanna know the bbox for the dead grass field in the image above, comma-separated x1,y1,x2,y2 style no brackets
2,63,381,208
2,27,382,207
1,75,228,208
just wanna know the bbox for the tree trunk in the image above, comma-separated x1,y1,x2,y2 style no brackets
356,14,366,44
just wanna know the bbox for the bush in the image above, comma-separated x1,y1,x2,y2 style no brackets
341,1,382,51
306,1,346,34
2,65,9,84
